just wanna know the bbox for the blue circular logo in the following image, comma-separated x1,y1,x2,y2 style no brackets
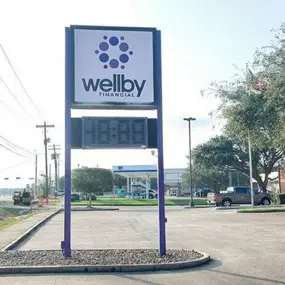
95,36,133,69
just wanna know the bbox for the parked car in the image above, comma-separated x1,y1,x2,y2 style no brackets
140,189,158,199
55,190,65,197
149,189,158,199
70,193,80,202
170,190,178,196
181,189,191,196
196,188,214,198
207,186,271,207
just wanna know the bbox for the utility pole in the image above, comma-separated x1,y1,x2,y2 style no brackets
48,144,61,193
34,152,38,197
57,159,60,191
36,121,55,204
49,163,52,191
54,145,58,193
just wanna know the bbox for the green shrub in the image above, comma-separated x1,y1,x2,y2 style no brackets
271,192,280,204
279,194,285,204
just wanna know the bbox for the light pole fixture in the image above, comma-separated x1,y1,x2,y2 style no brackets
183,117,196,207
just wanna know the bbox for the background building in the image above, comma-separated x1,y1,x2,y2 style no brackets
112,165,185,196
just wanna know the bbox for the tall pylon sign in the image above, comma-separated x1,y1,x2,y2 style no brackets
63,25,165,257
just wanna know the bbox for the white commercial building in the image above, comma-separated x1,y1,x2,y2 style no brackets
112,165,185,196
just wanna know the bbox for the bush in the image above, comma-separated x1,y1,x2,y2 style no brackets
279,194,285,204
271,192,280,204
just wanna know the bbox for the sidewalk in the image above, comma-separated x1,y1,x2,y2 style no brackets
0,208,58,250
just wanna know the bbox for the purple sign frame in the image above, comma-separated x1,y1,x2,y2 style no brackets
63,26,165,257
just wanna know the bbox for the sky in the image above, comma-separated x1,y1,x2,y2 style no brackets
0,0,284,188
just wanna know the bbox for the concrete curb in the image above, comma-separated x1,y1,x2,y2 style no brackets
214,207,240,210
184,206,215,209
0,251,210,274
1,209,61,251
68,207,119,212
236,209,285,213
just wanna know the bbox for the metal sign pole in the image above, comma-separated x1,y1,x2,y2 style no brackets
155,30,166,256
62,27,72,257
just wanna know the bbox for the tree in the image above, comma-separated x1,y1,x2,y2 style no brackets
37,177,46,197
205,79,284,190
193,136,283,192
113,174,127,189
71,168,113,206
253,23,285,147
183,153,249,193
59,176,65,191
199,24,285,191
183,163,226,193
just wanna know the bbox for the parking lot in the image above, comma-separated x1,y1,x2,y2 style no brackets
3,206,285,285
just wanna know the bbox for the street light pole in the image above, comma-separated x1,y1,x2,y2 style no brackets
184,117,196,207
246,63,254,208
248,133,254,207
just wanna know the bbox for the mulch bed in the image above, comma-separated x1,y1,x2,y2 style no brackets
0,249,202,266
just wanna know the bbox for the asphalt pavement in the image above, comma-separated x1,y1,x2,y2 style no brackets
2,206,285,285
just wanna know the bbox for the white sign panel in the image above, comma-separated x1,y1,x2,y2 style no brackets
73,28,155,107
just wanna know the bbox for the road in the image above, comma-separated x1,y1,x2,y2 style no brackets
0,195,12,203
0,194,36,211
2,207,285,285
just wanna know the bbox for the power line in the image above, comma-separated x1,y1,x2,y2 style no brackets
0,143,28,157
0,44,42,119
0,159,34,171
0,89,37,131
0,97,21,119
0,135,34,155
0,75,36,121
0,135,34,154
